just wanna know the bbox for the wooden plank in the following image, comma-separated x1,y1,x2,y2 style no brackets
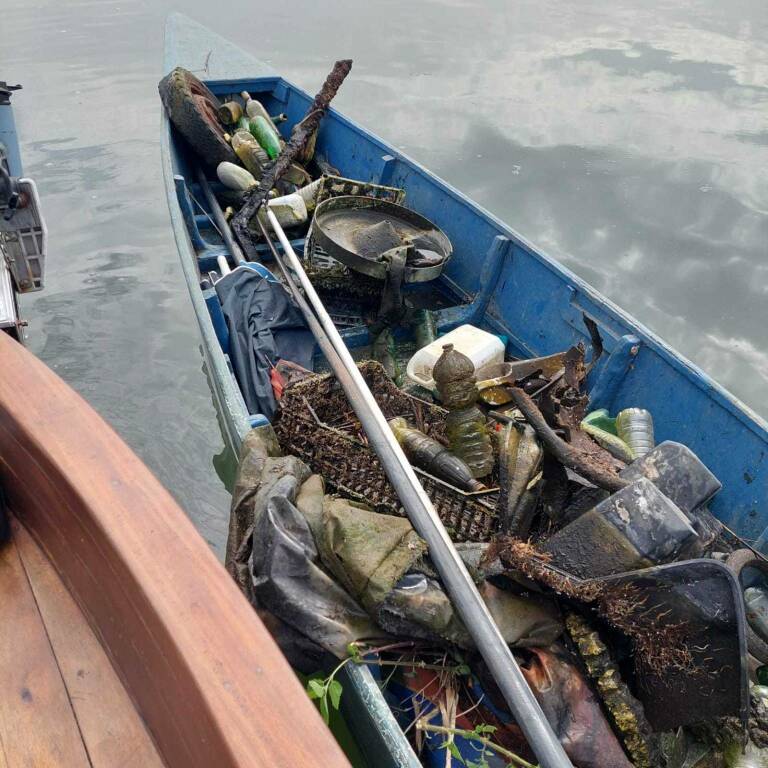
0,330,349,768
14,522,165,768
0,536,91,767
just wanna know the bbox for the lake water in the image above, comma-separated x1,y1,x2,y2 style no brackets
2,0,766,553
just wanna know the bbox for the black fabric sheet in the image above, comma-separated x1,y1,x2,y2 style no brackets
215,268,314,419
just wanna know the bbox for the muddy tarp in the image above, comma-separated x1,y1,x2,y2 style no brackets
252,471,388,659
215,268,314,419
229,427,561,661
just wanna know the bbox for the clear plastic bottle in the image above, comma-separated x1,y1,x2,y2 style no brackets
432,344,494,478
240,91,281,132
388,417,484,491
616,408,655,459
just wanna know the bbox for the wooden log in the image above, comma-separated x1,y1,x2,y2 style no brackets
232,58,352,253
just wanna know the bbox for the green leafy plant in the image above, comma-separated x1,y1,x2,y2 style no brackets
418,719,538,768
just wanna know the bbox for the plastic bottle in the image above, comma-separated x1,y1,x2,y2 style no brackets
388,417,484,492
616,408,655,459
248,115,282,160
240,91,280,131
239,92,283,159
432,344,494,478
229,130,269,179
218,101,243,125
411,309,437,351
216,161,257,192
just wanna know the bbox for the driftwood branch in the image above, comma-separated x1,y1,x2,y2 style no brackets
506,386,628,493
232,58,353,252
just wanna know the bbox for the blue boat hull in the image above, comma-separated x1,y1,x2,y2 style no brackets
161,13,767,766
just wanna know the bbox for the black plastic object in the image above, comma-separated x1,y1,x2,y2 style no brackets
541,478,697,577
587,559,749,732
215,267,314,419
311,195,452,282
0,82,21,106
620,441,721,514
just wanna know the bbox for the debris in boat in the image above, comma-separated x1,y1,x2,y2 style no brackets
159,57,760,767
540,477,698,578
273,361,499,541
229,129,269,179
566,613,657,768
232,58,353,255
388,416,485,492
407,323,505,391
498,420,543,536
519,648,635,768
217,99,243,125
433,344,494,479
217,160,257,192
158,67,237,166
410,308,437,351
214,267,314,419
371,328,403,386
581,408,635,463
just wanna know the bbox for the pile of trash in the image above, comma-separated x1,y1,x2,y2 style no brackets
159,66,767,768
229,337,767,768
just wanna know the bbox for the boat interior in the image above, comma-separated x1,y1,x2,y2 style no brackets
0,517,165,768
169,75,768,540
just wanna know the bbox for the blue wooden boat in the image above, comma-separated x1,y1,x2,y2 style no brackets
161,13,767,766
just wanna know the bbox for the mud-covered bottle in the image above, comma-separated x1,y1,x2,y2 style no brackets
229,130,269,179
218,100,243,125
388,417,484,492
432,344,494,478
216,161,257,192
372,329,403,386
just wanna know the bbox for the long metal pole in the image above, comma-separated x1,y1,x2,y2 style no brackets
263,209,573,768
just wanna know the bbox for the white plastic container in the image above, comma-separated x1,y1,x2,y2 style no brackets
406,324,505,390
256,192,309,229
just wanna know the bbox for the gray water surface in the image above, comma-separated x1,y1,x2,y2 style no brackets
1,0,766,552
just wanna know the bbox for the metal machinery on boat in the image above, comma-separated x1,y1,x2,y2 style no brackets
0,80,47,341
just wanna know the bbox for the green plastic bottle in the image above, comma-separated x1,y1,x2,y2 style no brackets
411,308,437,351
388,417,484,491
247,116,281,160
432,344,494,478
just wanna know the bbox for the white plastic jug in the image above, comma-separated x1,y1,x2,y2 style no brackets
406,324,505,390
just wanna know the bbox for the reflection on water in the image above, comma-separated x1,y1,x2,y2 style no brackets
1,0,765,551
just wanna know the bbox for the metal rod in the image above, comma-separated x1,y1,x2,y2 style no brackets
195,166,247,265
263,208,573,768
